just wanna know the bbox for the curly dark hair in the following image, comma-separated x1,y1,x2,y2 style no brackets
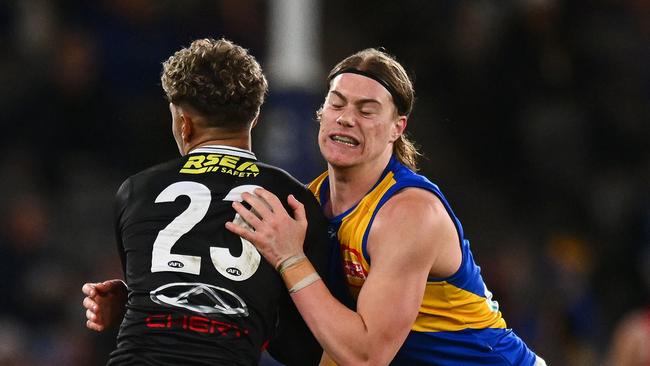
161,38,268,129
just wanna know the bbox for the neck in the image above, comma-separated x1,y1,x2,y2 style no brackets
185,131,252,154
325,153,392,217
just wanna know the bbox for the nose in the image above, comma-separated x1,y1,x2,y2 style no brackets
336,109,354,127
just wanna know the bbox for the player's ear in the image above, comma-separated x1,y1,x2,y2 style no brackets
390,116,407,142
180,113,193,142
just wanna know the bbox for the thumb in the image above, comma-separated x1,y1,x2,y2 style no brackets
96,279,124,295
288,194,306,223
93,281,111,294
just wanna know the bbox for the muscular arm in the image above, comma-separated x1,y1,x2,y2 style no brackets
227,188,460,365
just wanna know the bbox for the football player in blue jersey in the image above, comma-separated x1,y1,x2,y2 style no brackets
227,48,546,366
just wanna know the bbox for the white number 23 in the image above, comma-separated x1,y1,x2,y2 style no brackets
150,181,261,281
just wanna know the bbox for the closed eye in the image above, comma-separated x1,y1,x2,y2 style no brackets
326,98,345,110
359,107,379,117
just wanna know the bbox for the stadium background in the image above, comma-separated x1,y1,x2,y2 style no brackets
0,1,648,364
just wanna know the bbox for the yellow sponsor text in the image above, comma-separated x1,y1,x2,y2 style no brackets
180,154,259,177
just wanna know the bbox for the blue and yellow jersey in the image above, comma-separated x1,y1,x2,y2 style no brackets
308,156,539,365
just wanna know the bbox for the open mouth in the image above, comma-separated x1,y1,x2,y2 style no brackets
331,134,359,147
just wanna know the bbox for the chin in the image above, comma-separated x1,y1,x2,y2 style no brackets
324,154,357,169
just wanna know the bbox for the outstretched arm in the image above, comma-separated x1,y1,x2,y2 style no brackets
82,279,128,331
226,188,455,365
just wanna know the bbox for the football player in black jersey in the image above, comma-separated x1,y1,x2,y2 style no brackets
81,38,331,365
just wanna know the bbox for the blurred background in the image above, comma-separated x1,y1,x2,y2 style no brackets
0,0,648,365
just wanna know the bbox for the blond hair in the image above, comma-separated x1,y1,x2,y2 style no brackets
326,49,421,170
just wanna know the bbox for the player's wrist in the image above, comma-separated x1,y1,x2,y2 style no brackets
278,255,320,293
276,253,306,272
287,271,320,293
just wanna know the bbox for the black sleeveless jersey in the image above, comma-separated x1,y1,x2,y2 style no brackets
107,145,329,366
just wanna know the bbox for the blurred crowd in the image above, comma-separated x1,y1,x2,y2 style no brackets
0,1,647,365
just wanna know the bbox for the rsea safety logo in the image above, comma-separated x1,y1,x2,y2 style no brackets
180,154,259,177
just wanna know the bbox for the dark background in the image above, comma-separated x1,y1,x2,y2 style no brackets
0,1,647,365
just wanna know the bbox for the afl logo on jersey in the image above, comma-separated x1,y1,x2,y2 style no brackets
167,260,184,268
150,282,249,316
226,267,242,276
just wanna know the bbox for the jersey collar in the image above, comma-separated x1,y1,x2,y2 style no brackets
189,145,257,160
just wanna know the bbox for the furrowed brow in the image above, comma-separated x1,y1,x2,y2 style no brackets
329,90,347,102
329,90,381,107
356,98,381,107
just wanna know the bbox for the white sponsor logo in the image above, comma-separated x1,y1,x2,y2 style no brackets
150,282,248,316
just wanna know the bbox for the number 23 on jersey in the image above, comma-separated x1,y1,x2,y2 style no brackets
150,181,262,281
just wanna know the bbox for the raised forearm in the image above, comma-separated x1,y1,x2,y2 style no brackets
290,281,394,366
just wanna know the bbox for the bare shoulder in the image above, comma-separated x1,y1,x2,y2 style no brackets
376,187,448,225
369,187,461,276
